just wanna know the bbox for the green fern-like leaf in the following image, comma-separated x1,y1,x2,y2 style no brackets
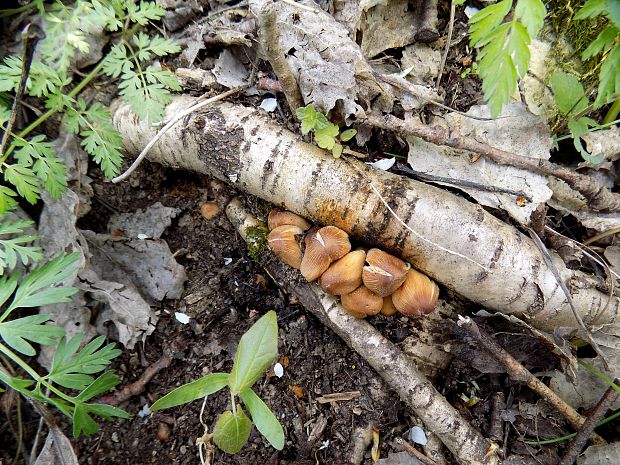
124,1,165,25
0,56,68,97
102,43,132,78
4,164,41,205
118,67,174,123
596,44,620,105
469,0,546,117
0,219,42,274
0,187,18,215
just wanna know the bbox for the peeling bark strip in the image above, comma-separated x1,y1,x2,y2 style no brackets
225,198,497,465
112,98,619,331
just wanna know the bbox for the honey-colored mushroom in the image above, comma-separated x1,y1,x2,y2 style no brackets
300,226,351,281
319,250,366,295
392,269,439,317
267,224,304,269
380,295,398,316
268,209,311,231
341,285,383,318
362,248,410,297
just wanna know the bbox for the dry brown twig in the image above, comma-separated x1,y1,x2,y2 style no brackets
456,316,605,445
365,113,620,213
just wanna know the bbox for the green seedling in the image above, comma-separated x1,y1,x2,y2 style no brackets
296,104,357,158
0,252,129,437
151,311,284,454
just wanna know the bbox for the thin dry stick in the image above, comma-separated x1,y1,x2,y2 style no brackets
366,113,620,213
457,316,605,445
527,228,609,370
435,1,455,90
558,379,619,465
395,438,438,465
112,86,247,183
583,226,620,246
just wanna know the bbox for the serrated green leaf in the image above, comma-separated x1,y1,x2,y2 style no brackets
315,124,339,150
48,335,121,390
0,186,18,215
118,66,175,123
125,1,165,25
469,0,513,46
0,314,64,356
102,43,130,78
240,388,284,450
575,0,608,20
339,129,357,142
228,311,278,394
0,274,19,309
7,252,80,313
213,408,253,454
145,35,181,56
0,369,35,394
0,219,42,273
568,117,598,160
0,56,67,97
4,163,41,204
75,371,121,401
550,72,590,116
582,26,619,60
514,0,546,37
607,0,620,27
151,372,229,411
595,45,620,106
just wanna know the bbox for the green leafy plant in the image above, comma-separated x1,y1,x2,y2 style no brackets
151,311,284,454
296,105,357,158
0,252,129,437
466,0,547,117
0,0,181,215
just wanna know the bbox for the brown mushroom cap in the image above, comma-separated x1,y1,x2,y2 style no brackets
341,285,383,318
268,209,311,231
380,295,398,316
392,269,439,317
267,225,304,269
300,226,351,282
362,248,410,297
319,250,366,295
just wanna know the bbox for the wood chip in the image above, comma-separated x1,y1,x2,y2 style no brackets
316,391,361,403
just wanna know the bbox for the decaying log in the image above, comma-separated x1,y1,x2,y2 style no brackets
224,198,498,465
112,97,619,333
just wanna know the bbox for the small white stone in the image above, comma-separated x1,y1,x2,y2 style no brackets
260,98,278,112
224,257,233,265
137,233,149,240
175,312,191,324
409,426,427,445
138,404,151,418
366,157,395,171
274,362,284,378
318,440,330,450
464,6,479,18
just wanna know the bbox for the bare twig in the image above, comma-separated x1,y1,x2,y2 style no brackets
99,355,171,406
558,379,619,465
457,316,605,445
0,24,44,158
365,113,620,213
527,228,609,370
395,437,438,465
112,86,247,183
435,1,455,90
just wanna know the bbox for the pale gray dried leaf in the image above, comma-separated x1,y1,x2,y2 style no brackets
604,246,620,275
357,0,417,58
547,178,620,232
521,39,556,122
407,103,553,225
107,202,180,239
377,451,423,465
251,0,392,121
33,427,79,465
400,43,441,86
578,443,620,465
582,128,620,164
213,49,249,88
81,230,186,301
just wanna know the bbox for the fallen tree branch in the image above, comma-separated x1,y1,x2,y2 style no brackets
365,113,620,213
225,198,498,465
456,316,605,445
112,97,619,333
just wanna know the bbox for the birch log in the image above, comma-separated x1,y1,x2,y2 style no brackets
112,97,619,332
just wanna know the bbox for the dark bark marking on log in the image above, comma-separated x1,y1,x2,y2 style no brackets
469,234,478,242
195,109,244,182
261,158,274,190
304,159,325,215
489,240,504,269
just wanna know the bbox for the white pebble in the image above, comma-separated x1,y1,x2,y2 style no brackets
260,97,278,112
175,312,190,324
274,362,284,378
409,425,427,445
366,157,395,171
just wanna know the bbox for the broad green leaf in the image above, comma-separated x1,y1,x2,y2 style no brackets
151,372,229,411
339,129,357,142
514,0,546,37
582,26,619,60
240,388,284,450
7,252,80,313
314,124,340,150
607,0,620,27
213,408,253,454
228,311,278,394
0,314,64,356
296,105,317,135
0,274,19,309
575,0,607,20
595,45,620,106
331,143,343,158
550,72,589,116
48,335,121,390
75,371,121,401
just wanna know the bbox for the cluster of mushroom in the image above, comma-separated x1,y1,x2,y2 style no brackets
266,209,439,318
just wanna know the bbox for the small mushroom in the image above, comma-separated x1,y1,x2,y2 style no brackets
268,209,311,231
300,226,351,281
341,285,383,318
319,250,366,295
362,248,410,297
380,295,398,317
392,269,439,317
268,224,304,269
